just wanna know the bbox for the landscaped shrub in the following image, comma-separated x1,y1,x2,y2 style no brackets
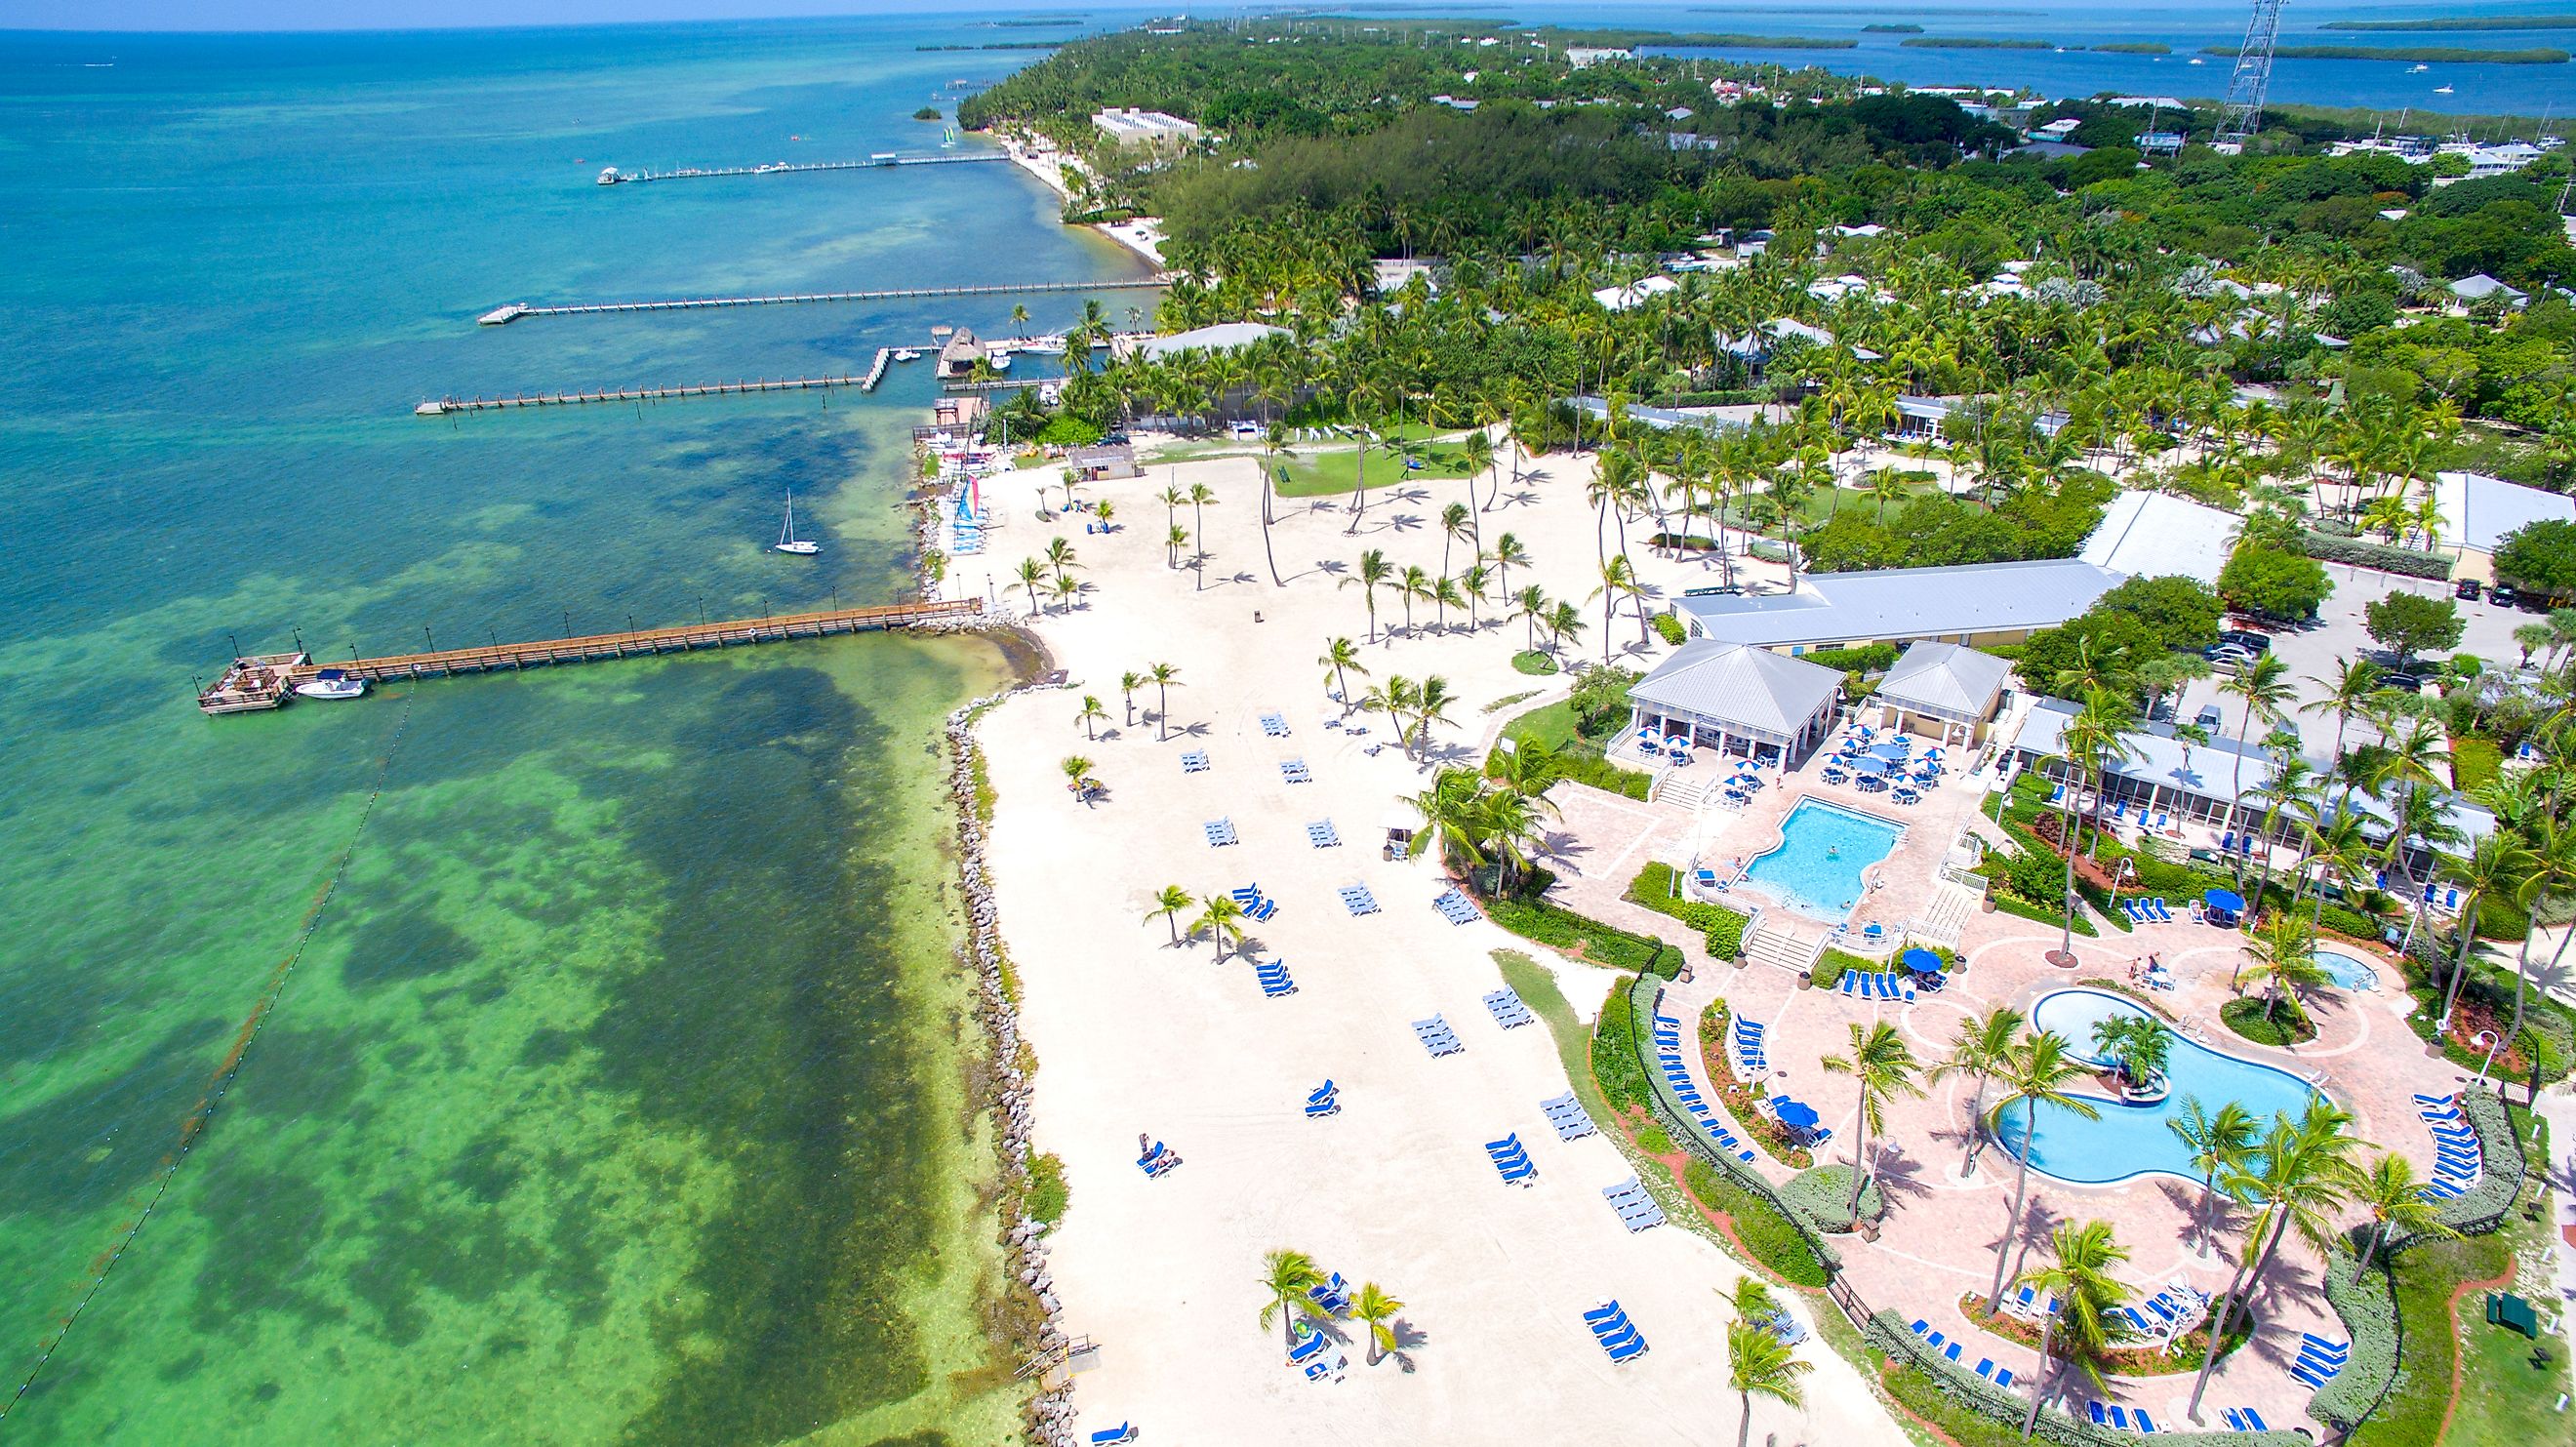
1779,1164,1885,1229
1652,612,1687,645
2302,530,2454,581
2427,1086,2527,1234
1624,862,1750,960
2314,1242,2400,1434
1488,893,1680,975
1683,1159,1831,1286
2316,903,2388,943
1026,1151,1070,1226
1800,641,1901,673
1556,749,1651,799
2221,995,2317,1045
1590,984,1652,1112
1814,946,1875,988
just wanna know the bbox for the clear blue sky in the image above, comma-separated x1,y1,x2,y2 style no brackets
5,0,1113,30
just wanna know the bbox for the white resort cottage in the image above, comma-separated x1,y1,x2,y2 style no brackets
1624,641,1843,765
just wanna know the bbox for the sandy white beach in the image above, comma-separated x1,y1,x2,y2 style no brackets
964,434,1913,1444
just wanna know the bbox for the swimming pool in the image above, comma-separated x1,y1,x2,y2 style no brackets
2315,948,2379,991
1737,799,1904,922
1993,989,2317,1185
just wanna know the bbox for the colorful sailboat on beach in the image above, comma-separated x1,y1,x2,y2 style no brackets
774,490,820,555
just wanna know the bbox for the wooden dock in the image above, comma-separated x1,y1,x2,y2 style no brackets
476,277,1167,325
601,153,1007,184
200,600,979,712
416,374,873,416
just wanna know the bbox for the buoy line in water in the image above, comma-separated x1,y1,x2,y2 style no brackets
4,688,419,1419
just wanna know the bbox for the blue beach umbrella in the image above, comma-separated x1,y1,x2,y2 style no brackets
1902,947,1946,975
1871,743,1910,761
2204,888,2245,914
1774,1100,1821,1130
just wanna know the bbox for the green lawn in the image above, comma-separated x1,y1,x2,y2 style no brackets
1500,697,1585,752
2450,735,2504,792
1273,435,1482,499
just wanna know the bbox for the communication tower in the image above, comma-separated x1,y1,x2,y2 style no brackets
2216,0,2287,151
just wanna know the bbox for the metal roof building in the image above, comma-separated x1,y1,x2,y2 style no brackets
1671,559,2124,656
1136,322,1288,361
1626,641,1844,764
2433,469,2573,570
1872,642,2015,744
2078,490,2241,586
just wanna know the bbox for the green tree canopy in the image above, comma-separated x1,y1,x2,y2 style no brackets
2492,517,2576,601
2362,591,2465,663
2216,543,2329,621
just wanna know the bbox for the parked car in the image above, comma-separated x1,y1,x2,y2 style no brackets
2379,670,2425,693
2486,583,2521,609
2454,578,2484,602
2194,703,2225,732
2217,628,2273,654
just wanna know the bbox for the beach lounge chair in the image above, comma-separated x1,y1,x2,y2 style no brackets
1975,1359,1995,1381
1088,1426,1136,1445
1941,1342,1961,1363
1203,818,1237,846
1261,711,1289,738
1306,820,1341,848
2134,1409,2155,1432
1483,987,1535,1028
1230,885,1263,905
2240,1407,2268,1430
1543,1092,1598,1142
1435,890,1482,925
1286,1327,1329,1365
2088,1403,2109,1427
1257,962,1297,997
1838,971,1859,996
1993,1368,2013,1388
1925,1331,1946,1352
2010,1284,2038,1316
1909,1319,1930,1337
1339,884,1379,916
1599,1326,1648,1362
1180,749,1210,773
1411,1016,1463,1057
1305,1082,1340,1118
2222,1410,2247,1432
1279,759,1311,784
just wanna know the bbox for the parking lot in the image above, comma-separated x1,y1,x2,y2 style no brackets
2168,561,2546,758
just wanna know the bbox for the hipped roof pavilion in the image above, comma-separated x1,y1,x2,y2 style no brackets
1627,641,1843,762
1875,642,2013,732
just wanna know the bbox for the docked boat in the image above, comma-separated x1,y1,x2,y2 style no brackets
2187,57,2204,65
596,166,622,185
2434,85,2454,95
295,669,367,701
893,348,920,362
988,353,1013,372
2410,63,2430,73
773,490,820,555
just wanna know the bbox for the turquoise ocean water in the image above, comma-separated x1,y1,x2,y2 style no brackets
0,18,1147,1444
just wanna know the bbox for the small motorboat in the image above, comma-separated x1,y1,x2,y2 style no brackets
893,348,920,362
774,489,820,555
2409,63,2430,73
2434,84,2454,95
988,353,1012,372
296,669,367,701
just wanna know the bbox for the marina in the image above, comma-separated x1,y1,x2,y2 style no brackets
196,598,977,712
473,277,1166,326
594,151,1006,183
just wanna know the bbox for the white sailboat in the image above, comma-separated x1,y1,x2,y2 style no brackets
774,490,820,555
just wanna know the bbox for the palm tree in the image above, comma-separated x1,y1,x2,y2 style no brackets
1187,481,1218,556
1163,522,1190,570
1074,695,1107,741
1157,483,1186,538
1147,662,1182,742
1985,1031,2103,1314
1394,565,1432,636
2219,653,2295,888
1438,502,1473,609
2302,658,2388,763
1409,674,1457,760
2237,910,2329,1027
1257,1249,1326,1351
2015,1220,2134,1436
1060,754,1096,807
1194,893,1247,963
2189,1100,2362,1421
1725,1319,1812,1447
2437,831,2534,1025
1820,1021,1925,1220
2051,688,2141,959
1343,548,1392,644
1015,557,1046,616
1590,555,1640,663
2165,1097,2260,1253
1351,1282,1404,1366
1547,600,1589,658
2349,1152,2458,1282
1929,1007,2026,1175
1319,636,1366,707
1146,884,1192,945
1119,670,1145,729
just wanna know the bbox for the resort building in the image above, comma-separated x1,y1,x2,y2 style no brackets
1563,395,1747,435
1564,46,1631,67
2432,469,2575,582
1670,558,2123,656
1624,640,1844,764
1090,107,1199,148
1590,275,1679,311
1063,442,1139,482
2078,490,2241,586
937,327,986,380
2446,273,2529,311
1134,321,1287,362
2010,702,2495,857
1871,642,2015,745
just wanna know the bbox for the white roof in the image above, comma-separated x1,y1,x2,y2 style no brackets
1628,642,1843,741
2450,273,2528,302
1876,643,2014,723
2078,490,2242,585
1673,559,2122,651
1137,322,1287,360
2434,470,2575,554
1590,275,1679,311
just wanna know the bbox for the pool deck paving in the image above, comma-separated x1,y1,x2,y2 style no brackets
1540,731,2499,1434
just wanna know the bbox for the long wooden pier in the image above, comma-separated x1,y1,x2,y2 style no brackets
416,374,873,416
476,277,1167,326
199,599,978,711
600,153,1007,184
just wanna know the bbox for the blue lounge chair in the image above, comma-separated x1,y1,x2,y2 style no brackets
1287,1328,1328,1365
2302,1334,2350,1360
1975,1358,1995,1381
1260,711,1289,738
1339,884,1379,916
1994,1368,2013,1388
2414,1092,2458,1107
2222,1410,2247,1431
2220,832,2234,853
2241,1407,2268,1430
1306,820,1341,848
1926,1330,1946,1349
1279,759,1311,784
1944,1342,1961,1363
1602,1329,1648,1363
1180,750,1211,773
1257,963,1297,997
1839,971,1859,996
1089,1426,1137,1445
2088,1402,2108,1427
2151,898,2173,922
1584,1302,1629,1330
2134,1408,2155,1433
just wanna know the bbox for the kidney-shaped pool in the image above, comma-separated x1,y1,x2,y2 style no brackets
1992,989,2318,1186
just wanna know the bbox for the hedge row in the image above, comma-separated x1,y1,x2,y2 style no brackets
1778,1163,1885,1229
2312,1241,2399,1434
1802,641,1902,673
1559,749,1653,800
2300,531,2453,581
1625,861,1750,960
1487,893,1683,977
1861,1311,2306,1447
1683,1159,1832,1286
2428,1084,2526,1235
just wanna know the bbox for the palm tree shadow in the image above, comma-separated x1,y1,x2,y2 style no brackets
1385,513,1425,532
1178,721,1212,738
1537,829,1592,869
1989,1196,2065,1301
1315,558,1348,577
1501,488,1543,509
1872,1145,1938,1207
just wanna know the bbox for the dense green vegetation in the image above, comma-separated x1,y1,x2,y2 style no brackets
1624,861,1750,959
